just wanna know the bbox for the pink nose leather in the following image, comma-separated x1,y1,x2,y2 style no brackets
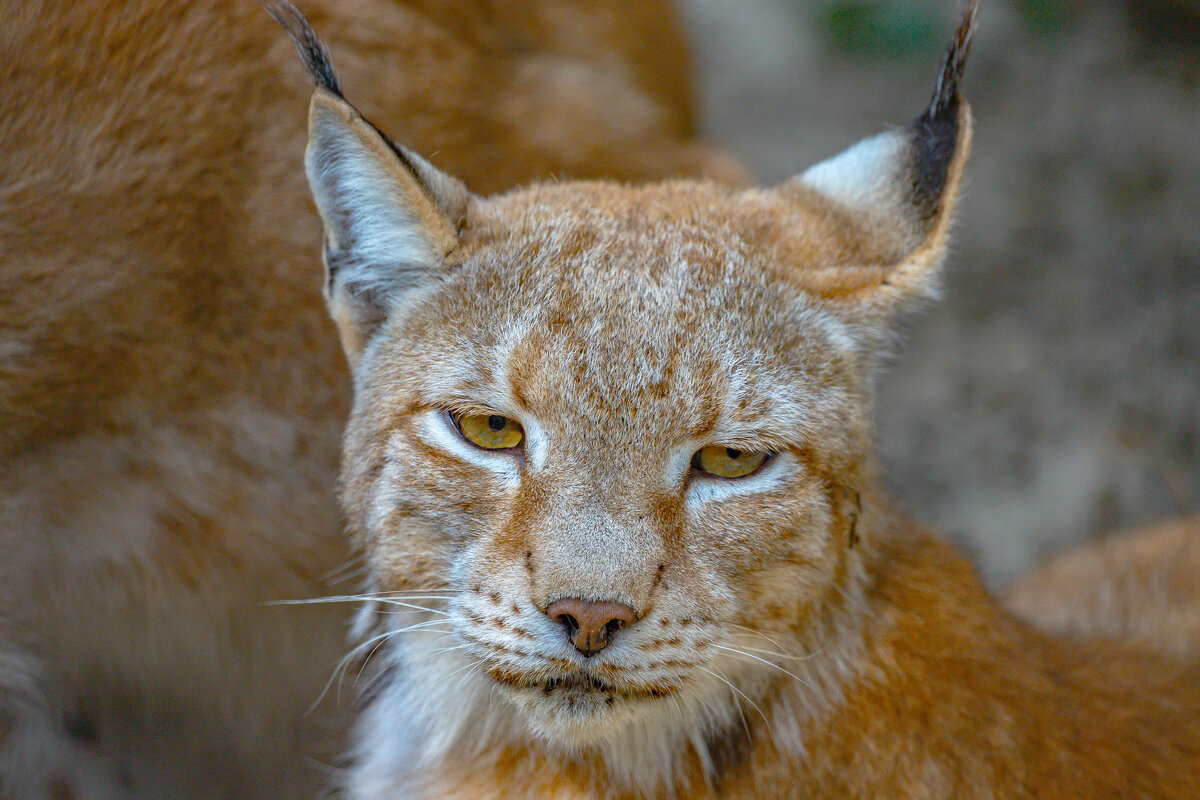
545,597,638,656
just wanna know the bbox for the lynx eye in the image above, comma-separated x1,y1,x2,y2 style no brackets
691,446,770,479
451,412,524,450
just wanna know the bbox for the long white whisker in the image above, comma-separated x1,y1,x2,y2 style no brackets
724,622,794,654
319,554,367,584
724,640,821,663
689,682,724,729
378,618,455,633
448,661,485,695
309,630,394,714
424,643,470,659
372,604,451,618
694,665,766,729
268,596,452,616
267,594,451,604
713,645,814,688
310,619,457,712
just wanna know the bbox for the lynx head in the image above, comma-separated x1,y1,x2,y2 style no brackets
271,0,974,785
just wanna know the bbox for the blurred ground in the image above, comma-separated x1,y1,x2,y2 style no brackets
678,0,1200,585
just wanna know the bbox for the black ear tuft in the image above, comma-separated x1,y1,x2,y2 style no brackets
927,0,978,122
262,0,343,98
909,0,977,220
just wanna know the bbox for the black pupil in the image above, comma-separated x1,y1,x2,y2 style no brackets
487,415,507,432
726,448,742,459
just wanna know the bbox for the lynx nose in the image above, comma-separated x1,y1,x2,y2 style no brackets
545,598,638,657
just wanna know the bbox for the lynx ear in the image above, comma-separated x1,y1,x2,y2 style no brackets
306,91,470,359
786,0,976,318
267,0,470,361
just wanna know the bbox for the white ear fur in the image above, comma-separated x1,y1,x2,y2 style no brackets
305,89,469,360
800,130,927,258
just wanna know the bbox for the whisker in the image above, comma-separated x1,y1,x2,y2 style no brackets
311,619,457,711
318,554,367,585
320,585,453,595
309,631,393,713
372,604,451,618
694,665,767,730
346,620,455,694
378,618,455,634
723,622,794,654
668,691,686,725
724,640,821,663
267,595,452,616
352,632,402,692
448,660,485,695
688,682,725,727
713,645,815,689
423,643,470,659
697,665,753,740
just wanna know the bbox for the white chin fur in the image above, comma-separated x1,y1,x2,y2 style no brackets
346,630,758,798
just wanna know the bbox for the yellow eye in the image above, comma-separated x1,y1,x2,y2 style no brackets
453,412,524,450
691,446,769,479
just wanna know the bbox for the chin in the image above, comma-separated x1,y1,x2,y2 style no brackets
491,670,682,748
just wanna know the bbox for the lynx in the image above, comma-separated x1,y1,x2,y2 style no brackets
268,1,1200,797
0,0,725,796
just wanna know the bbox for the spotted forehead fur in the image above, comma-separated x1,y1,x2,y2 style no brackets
363,180,868,456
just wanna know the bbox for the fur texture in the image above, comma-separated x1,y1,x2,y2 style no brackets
1008,516,1200,659
282,2,1199,797
0,0,724,796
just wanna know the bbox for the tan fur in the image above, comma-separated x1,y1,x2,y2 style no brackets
1008,517,1200,659
276,5,1200,797
331,182,1200,800
0,0,726,796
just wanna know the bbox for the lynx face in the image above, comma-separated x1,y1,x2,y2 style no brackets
342,181,875,743
271,0,972,783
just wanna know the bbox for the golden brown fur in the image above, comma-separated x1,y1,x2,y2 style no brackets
268,4,1200,797
1008,517,1200,659
0,0,726,796
406,514,1200,799
5,0,1197,797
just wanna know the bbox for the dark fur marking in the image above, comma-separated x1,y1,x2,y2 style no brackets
845,488,862,549
262,0,343,97
707,718,757,789
909,0,977,219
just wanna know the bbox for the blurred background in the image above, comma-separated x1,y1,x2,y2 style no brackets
678,0,1199,585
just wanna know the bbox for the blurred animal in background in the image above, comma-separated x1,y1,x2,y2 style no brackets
3,0,1197,797
273,0,1200,797
0,0,731,796
1008,516,1200,659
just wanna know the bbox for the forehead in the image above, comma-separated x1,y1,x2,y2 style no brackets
378,181,861,443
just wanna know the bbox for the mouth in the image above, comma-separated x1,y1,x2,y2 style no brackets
484,666,680,704
541,671,613,696
482,664,685,743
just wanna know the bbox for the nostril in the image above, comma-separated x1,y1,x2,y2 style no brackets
545,597,639,656
554,612,579,638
